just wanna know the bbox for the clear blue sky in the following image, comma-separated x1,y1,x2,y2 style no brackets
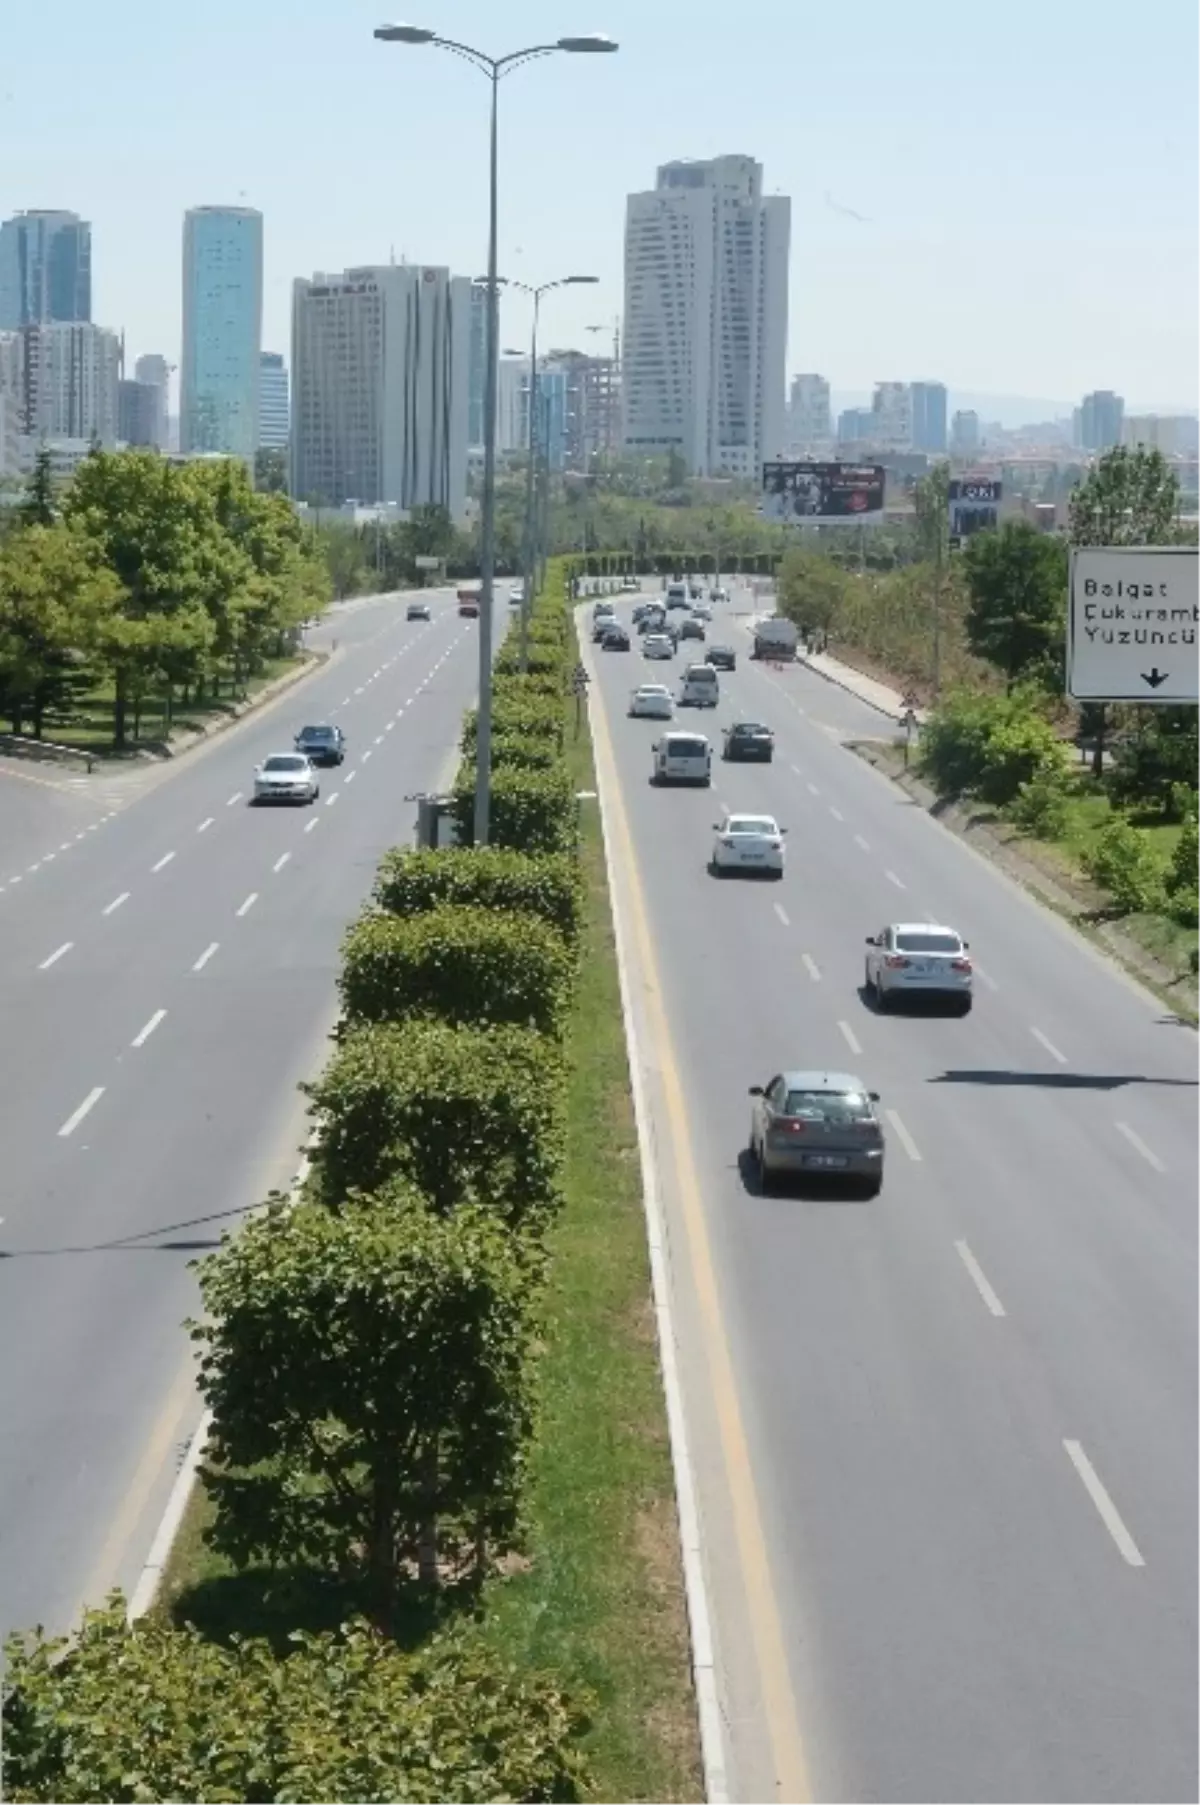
3,0,1196,414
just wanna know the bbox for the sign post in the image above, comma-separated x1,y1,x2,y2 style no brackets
571,661,590,739
1067,547,1198,704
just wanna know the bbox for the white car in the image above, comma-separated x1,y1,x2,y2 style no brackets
642,633,675,660
619,577,640,593
629,683,675,720
254,752,319,804
692,602,713,622
508,582,525,606
711,812,786,878
652,731,712,786
864,922,973,1013
710,585,729,603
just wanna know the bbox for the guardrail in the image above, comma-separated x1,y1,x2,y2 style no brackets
0,732,95,774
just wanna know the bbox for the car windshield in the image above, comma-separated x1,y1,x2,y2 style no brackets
727,817,777,836
896,931,962,954
783,1090,874,1122
264,755,306,772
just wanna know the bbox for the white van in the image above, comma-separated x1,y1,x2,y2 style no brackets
665,582,689,609
680,663,720,708
652,730,713,786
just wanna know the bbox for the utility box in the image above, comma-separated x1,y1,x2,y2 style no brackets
415,794,461,849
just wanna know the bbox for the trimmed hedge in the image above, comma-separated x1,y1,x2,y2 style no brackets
461,698,564,753
491,732,563,773
340,904,573,1038
309,1018,566,1228
374,845,584,943
453,764,579,853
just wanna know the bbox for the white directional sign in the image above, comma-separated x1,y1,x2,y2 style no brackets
1067,546,1198,703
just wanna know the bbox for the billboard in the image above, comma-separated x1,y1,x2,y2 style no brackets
949,477,1001,541
761,460,886,526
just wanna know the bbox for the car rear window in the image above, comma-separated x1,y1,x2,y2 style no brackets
728,817,776,835
896,931,962,954
733,722,768,734
666,740,706,758
685,667,717,682
301,726,333,739
784,1090,874,1122
264,755,306,772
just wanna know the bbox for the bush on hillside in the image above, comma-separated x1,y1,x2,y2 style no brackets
920,689,1068,805
308,1019,566,1228
1007,765,1073,837
1082,817,1165,915
340,904,573,1038
374,845,584,942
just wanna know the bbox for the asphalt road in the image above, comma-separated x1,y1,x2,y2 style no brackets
587,589,1198,1804
0,586,481,1641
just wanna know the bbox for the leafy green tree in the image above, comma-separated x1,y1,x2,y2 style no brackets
18,448,57,527
1083,816,1165,915
253,445,289,493
0,524,120,736
913,461,950,563
962,522,1068,688
192,1192,534,1622
775,543,853,640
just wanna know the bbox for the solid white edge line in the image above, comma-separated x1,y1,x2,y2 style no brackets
1030,1026,1068,1065
954,1239,1006,1316
192,941,219,972
885,1108,923,1162
585,692,731,1805
837,1019,862,1056
57,1085,105,1137
1115,1120,1166,1174
801,952,821,981
38,941,74,970
131,1008,167,1048
1063,1439,1145,1566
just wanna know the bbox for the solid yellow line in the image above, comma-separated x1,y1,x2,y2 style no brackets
588,665,813,1802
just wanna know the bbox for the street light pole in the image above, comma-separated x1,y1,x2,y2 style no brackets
373,24,617,844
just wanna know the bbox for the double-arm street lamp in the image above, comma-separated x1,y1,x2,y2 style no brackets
503,274,598,667
373,24,617,846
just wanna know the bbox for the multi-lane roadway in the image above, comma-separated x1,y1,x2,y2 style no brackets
0,588,479,1641
585,587,1197,1804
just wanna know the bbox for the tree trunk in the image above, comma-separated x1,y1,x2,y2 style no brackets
368,1473,398,1636
1091,704,1107,779
417,1440,439,1587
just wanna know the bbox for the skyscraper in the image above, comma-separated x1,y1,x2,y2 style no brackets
622,154,789,478
467,282,487,449
0,211,91,328
911,381,948,454
20,322,119,443
951,409,981,456
258,351,289,450
788,374,831,450
1078,389,1124,453
180,206,263,461
872,381,913,450
290,263,470,519
118,378,162,446
133,353,170,449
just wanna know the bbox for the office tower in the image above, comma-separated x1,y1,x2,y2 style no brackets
951,409,981,456
871,381,913,451
520,363,569,471
837,406,876,447
911,381,948,454
133,353,170,448
290,263,471,519
788,374,831,450
258,351,289,450
1121,413,1197,457
467,282,487,449
1078,389,1124,453
539,348,619,466
181,205,263,460
118,378,162,446
497,357,530,453
19,321,119,443
622,154,789,477
0,210,91,328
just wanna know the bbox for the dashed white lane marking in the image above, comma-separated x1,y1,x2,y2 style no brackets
829,805,844,822
38,941,74,971
344,770,357,785
374,734,384,745
102,891,130,916
854,833,871,852
28,862,41,873
235,891,258,918
386,720,396,732
8,875,21,885
272,852,291,873
151,851,176,873
197,816,214,834
801,952,821,981
192,941,219,972
304,818,319,834
837,1019,862,1056
1115,1120,1165,1174
806,781,820,796
58,1086,105,1138
59,841,72,852
973,962,999,991
885,1108,922,1162
75,832,87,841
773,902,790,927
1030,1026,1067,1065
325,791,340,806
87,823,100,831
885,869,906,889
131,1008,167,1048
354,686,364,696
1064,1440,1145,1567
361,749,373,763
226,791,242,807
955,1240,1006,1316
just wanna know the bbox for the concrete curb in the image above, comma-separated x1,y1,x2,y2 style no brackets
578,610,730,1804
156,650,331,762
127,1147,315,1624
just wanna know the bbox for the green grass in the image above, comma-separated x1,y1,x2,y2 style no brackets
38,655,305,757
154,609,701,1802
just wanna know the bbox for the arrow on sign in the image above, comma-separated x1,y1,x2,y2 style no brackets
1141,667,1170,689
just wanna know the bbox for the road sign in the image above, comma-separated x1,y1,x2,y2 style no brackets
571,663,590,695
1067,547,1198,704
414,554,440,570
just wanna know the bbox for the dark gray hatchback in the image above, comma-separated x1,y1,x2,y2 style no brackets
294,723,346,765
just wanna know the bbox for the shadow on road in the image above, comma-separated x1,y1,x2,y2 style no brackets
928,1069,1198,1091
0,1203,253,1260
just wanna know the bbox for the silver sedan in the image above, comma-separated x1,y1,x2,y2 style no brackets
864,922,973,1013
749,1069,885,1196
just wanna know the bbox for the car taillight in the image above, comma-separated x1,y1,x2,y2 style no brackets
951,958,972,972
780,1119,806,1135
884,955,909,969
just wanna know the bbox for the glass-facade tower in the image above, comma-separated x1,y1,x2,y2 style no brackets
181,206,263,460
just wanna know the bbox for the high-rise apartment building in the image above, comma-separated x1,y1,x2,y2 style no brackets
497,357,529,454
872,381,913,451
622,154,789,478
118,378,162,446
539,348,620,466
1078,389,1124,453
788,373,831,450
258,351,289,450
18,321,119,443
133,353,170,448
1121,413,1197,457
181,206,263,461
837,406,876,448
467,283,487,449
911,381,948,454
290,263,471,519
951,409,981,456
0,211,91,328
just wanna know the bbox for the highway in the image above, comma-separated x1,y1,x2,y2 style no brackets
0,588,479,1642
585,589,1198,1803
